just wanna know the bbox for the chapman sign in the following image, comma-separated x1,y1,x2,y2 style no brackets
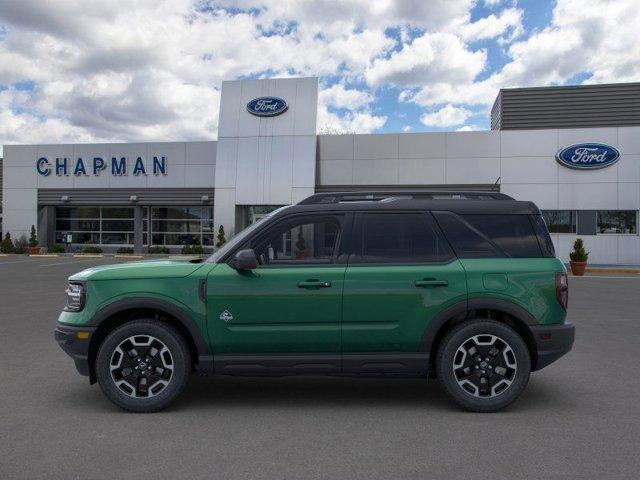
36,156,168,177
556,143,620,170
246,97,288,117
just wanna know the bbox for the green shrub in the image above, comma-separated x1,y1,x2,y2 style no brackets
216,225,227,248
181,244,204,255
82,246,103,254
1,233,14,253
148,245,170,254
116,247,135,254
48,244,66,254
29,225,38,247
569,238,589,262
13,235,28,254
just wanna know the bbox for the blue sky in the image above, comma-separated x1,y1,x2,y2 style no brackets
0,0,638,149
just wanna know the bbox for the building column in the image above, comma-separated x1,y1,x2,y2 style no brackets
133,206,144,253
37,206,56,248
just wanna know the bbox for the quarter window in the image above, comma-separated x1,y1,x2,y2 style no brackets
597,211,638,234
461,214,542,258
355,213,453,264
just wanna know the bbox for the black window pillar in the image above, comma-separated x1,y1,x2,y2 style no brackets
134,206,144,253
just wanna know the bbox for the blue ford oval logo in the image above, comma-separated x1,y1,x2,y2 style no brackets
246,97,288,117
556,143,620,170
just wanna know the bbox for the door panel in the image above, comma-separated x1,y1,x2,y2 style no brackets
207,264,345,353
341,211,468,354
342,261,467,352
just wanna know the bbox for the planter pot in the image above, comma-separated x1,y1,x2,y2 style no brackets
28,246,41,255
570,261,587,276
295,249,308,259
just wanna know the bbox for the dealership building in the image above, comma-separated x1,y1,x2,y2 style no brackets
2,78,640,264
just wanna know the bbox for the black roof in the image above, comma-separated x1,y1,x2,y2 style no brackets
279,191,541,216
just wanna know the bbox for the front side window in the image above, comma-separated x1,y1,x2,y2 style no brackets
597,211,638,234
248,215,341,266
354,213,453,264
542,210,577,234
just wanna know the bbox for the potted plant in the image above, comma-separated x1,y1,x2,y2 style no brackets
28,225,40,255
569,238,589,276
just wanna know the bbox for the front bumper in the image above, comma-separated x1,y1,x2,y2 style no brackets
54,324,96,377
530,322,575,371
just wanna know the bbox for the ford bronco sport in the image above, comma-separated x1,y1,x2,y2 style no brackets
55,191,574,412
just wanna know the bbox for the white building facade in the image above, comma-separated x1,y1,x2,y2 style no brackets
2,77,639,264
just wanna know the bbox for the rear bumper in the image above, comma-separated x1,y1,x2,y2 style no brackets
531,322,575,371
54,324,96,377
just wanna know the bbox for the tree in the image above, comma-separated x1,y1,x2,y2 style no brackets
29,225,38,247
1,232,15,253
215,225,227,248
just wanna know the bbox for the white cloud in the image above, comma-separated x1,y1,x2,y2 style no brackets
458,7,523,42
402,125,412,132
420,105,472,127
456,124,484,131
319,84,373,110
366,32,486,87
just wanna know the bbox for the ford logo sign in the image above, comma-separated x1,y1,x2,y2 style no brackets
556,143,620,170
246,97,288,117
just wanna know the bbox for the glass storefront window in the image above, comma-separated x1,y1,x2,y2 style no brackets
55,206,139,245
541,210,577,234
597,211,638,234
150,206,215,247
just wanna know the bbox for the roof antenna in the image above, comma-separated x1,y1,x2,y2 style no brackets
494,176,501,185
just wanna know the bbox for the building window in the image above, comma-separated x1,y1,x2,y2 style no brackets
55,207,139,245
597,211,638,234
541,210,577,234
150,206,214,246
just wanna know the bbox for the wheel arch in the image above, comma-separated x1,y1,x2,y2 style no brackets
86,298,211,384
421,298,539,371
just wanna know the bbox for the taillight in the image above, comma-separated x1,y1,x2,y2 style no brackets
555,272,568,311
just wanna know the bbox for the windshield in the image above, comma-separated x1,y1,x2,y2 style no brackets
206,205,291,263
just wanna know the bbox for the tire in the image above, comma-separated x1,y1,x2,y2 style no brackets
436,319,530,412
96,320,191,413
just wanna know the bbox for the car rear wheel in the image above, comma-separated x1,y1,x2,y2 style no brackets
436,319,530,412
96,320,191,413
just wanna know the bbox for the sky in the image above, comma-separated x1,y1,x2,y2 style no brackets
0,0,639,154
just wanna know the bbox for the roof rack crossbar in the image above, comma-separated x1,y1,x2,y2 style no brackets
298,190,513,205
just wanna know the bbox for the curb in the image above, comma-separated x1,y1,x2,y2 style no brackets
29,254,60,257
73,254,104,258
115,255,144,259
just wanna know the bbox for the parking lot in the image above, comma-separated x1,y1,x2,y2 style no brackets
1,255,639,479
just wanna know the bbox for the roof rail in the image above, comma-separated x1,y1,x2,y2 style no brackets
298,191,513,205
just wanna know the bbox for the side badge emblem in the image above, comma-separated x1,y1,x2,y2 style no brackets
219,310,233,322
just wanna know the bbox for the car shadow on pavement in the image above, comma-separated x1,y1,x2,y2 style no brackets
56,374,572,414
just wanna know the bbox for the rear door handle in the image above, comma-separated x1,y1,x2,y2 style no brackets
415,279,448,287
298,280,332,289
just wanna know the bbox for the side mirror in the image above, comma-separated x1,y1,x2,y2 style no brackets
234,249,258,270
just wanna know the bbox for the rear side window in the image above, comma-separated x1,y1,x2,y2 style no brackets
530,214,556,257
434,212,543,258
353,213,454,264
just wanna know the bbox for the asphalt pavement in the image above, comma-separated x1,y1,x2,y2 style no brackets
0,255,639,479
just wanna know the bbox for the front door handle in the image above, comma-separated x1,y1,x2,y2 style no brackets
415,278,448,287
298,280,332,289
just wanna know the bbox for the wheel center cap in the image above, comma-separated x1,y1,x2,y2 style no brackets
480,361,488,368
139,362,147,369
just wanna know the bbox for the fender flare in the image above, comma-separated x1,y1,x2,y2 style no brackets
88,297,210,356
419,297,538,354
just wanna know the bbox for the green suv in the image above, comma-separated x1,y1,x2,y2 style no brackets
54,191,574,412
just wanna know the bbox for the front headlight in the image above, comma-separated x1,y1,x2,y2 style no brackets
65,282,86,312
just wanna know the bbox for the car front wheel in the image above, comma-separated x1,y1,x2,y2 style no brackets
436,319,531,412
96,320,191,413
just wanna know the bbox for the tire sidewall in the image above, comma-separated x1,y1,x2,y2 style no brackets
437,320,531,412
96,320,190,413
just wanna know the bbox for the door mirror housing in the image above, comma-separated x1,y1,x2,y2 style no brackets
234,249,258,270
